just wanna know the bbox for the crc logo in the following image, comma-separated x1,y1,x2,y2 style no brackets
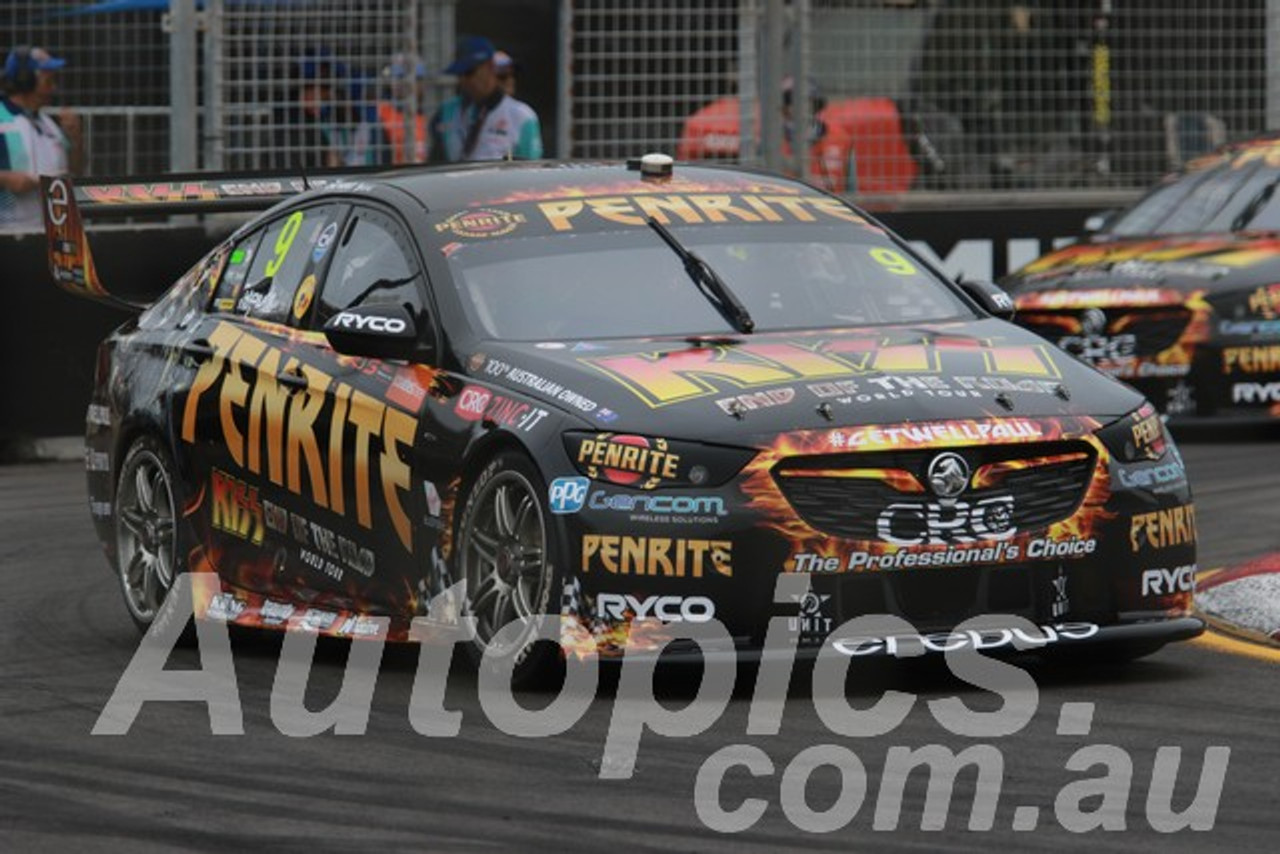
548,476,589,514
1141,564,1195,596
596,593,715,623
331,312,408,334
926,452,970,499
876,496,1016,545
1058,333,1137,363
454,386,493,421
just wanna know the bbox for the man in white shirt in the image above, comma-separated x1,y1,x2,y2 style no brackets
428,37,543,163
0,46,82,233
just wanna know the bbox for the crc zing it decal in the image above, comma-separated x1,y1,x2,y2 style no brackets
180,321,418,553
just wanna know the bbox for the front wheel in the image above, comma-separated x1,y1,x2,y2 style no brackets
114,436,184,634
455,451,562,687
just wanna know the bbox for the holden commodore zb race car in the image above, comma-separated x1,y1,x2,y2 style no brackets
42,156,1202,683
1004,136,1280,421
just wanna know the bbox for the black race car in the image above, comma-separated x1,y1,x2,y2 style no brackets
43,156,1202,682
1003,135,1280,421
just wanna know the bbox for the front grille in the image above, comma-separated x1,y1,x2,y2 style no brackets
1019,306,1192,359
837,561,1114,632
773,442,1095,541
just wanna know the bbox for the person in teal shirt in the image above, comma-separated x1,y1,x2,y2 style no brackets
428,36,542,163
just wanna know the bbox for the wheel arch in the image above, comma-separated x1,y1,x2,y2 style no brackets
111,414,171,495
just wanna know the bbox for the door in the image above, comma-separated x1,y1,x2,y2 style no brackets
179,202,348,602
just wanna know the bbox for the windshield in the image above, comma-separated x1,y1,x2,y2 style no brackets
445,224,972,341
1107,155,1278,236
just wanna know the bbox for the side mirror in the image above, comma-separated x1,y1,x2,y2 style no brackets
958,278,1015,321
1083,209,1117,234
323,303,425,362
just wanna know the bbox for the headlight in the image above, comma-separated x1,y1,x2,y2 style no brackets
1096,402,1168,463
563,431,756,489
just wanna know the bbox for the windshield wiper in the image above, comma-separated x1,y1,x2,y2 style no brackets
646,217,754,334
1231,176,1280,232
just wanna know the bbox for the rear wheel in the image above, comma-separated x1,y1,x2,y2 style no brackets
455,451,561,687
114,436,184,634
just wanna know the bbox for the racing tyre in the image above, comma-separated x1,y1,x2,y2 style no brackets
456,451,562,688
114,436,188,636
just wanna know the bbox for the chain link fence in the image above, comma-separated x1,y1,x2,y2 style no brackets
566,0,1273,199
2,0,1277,201
0,2,171,175
1,0,454,177
213,0,455,171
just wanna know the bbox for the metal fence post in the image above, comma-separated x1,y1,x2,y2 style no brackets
1269,0,1280,130
169,0,198,172
790,0,812,185
738,0,758,168
762,0,785,172
203,0,225,171
557,0,572,159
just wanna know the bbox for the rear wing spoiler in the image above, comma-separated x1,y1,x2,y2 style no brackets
38,167,388,307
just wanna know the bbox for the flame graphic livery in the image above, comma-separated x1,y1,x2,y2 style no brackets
740,416,1113,572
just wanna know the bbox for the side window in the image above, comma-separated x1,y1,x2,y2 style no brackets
314,207,425,327
210,231,263,313
238,204,344,324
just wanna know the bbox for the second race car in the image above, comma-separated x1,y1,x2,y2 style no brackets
1004,135,1280,421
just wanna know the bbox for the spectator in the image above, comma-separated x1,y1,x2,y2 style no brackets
0,45,82,232
781,76,857,193
334,76,384,167
494,50,517,98
374,53,428,164
271,50,342,170
428,36,542,163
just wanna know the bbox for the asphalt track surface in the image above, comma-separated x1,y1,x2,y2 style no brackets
2,432,1279,852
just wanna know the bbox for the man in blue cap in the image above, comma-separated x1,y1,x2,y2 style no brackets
428,35,542,163
0,45,82,232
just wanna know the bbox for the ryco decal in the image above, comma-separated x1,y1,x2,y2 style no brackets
596,593,716,623
1141,564,1196,597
